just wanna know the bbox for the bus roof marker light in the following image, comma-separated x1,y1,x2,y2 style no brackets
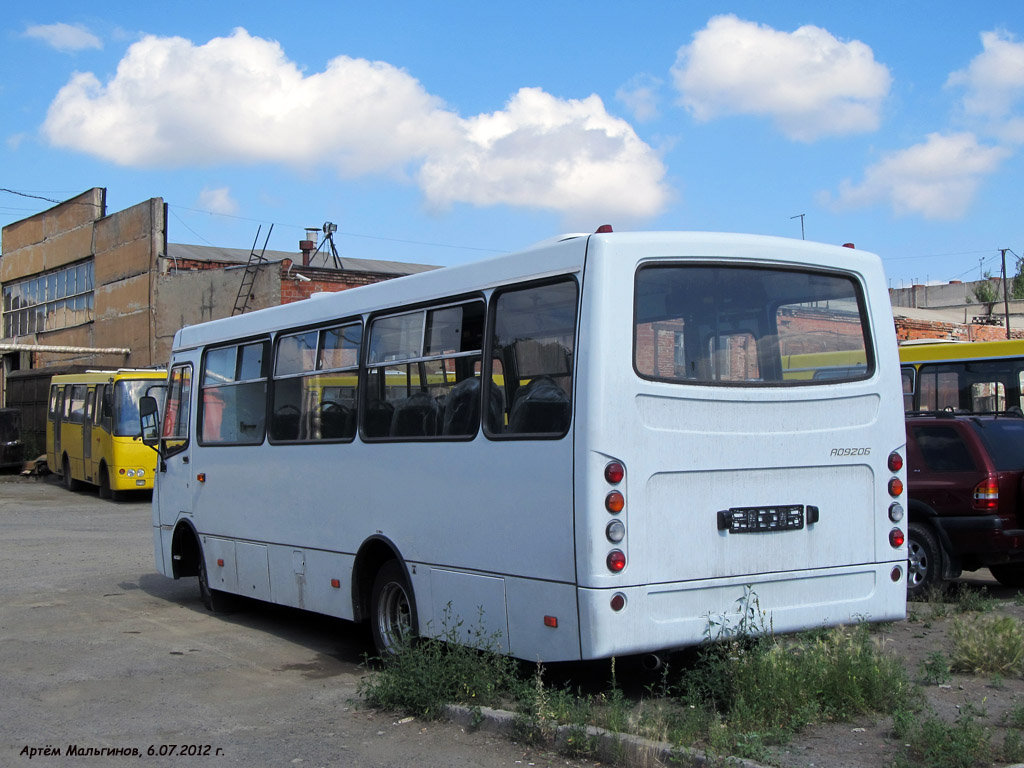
607,549,626,572
604,461,624,485
595,224,613,233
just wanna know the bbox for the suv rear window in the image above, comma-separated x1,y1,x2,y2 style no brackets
912,425,977,472
971,418,1024,471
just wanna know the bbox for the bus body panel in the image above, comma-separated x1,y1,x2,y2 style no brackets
576,562,904,660
571,235,906,653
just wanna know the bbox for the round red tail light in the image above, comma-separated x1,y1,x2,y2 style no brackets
610,593,626,611
605,491,625,514
888,452,904,472
889,528,905,548
604,461,625,485
888,478,904,497
607,550,626,572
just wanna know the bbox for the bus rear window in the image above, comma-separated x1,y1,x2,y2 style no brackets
634,265,872,386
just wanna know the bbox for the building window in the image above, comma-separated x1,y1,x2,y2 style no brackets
2,261,95,338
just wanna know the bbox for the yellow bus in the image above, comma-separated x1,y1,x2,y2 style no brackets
899,338,1024,412
47,369,167,500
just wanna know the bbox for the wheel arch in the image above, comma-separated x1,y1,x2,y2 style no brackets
352,535,408,623
907,500,960,578
170,519,202,579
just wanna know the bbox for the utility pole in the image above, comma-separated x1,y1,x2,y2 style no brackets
1002,249,1011,339
790,213,805,240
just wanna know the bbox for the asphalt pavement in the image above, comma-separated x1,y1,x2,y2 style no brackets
0,472,586,768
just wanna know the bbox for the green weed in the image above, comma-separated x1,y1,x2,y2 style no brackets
950,614,1024,675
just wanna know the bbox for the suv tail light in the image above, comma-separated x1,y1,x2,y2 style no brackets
974,477,999,510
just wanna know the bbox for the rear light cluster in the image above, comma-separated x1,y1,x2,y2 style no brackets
887,451,905,550
973,478,999,510
604,460,626,577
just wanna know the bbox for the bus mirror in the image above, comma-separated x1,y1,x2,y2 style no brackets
140,396,161,450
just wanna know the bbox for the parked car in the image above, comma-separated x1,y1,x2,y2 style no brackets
0,407,25,470
904,411,1024,596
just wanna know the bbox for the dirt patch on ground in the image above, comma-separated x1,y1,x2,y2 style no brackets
768,571,1024,768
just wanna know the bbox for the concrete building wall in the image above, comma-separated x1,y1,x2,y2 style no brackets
1,188,166,370
154,263,280,364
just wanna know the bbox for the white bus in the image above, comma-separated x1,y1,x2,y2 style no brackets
143,229,908,663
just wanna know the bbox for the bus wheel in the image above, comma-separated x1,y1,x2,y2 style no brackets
370,561,417,656
197,547,231,613
62,456,81,492
907,522,944,598
98,466,112,499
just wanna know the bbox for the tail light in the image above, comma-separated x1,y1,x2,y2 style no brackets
603,459,626,573
888,452,904,472
889,528,905,548
973,477,999,510
607,550,626,572
605,491,625,514
888,477,904,497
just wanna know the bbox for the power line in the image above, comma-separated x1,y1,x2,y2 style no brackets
166,203,507,254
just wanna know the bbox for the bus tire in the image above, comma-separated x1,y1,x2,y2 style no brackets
62,456,81,492
907,522,944,598
197,548,231,613
98,465,112,500
370,560,417,656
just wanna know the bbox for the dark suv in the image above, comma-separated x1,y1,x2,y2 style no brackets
905,412,1024,596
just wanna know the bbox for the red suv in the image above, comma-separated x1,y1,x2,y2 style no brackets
905,412,1024,596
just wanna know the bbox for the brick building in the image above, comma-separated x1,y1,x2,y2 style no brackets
0,188,434,449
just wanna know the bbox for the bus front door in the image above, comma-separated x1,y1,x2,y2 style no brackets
153,364,195,573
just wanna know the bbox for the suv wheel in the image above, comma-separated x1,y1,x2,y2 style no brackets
989,563,1024,588
907,522,944,598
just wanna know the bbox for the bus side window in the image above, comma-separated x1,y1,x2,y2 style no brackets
364,302,483,440
48,385,60,421
68,385,87,424
270,321,361,443
85,387,96,424
487,278,577,438
200,341,268,445
901,367,916,411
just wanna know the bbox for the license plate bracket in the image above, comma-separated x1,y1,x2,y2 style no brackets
718,505,805,533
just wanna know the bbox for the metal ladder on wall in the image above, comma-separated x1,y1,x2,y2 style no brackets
232,224,274,316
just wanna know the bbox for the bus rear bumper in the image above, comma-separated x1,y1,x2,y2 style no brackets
577,561,907,661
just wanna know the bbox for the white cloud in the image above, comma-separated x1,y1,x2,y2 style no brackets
43,28,669,221
43,29,456,175
197,186,239,216
947,29,1024,143
671,14,890,141
24,22,102,52
829,132,1011,219
616,75,663,123
417,88,669,221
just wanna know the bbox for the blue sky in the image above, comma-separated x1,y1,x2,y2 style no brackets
2,2,1023,289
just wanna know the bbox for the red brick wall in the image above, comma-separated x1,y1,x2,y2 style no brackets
894,317,1024,342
